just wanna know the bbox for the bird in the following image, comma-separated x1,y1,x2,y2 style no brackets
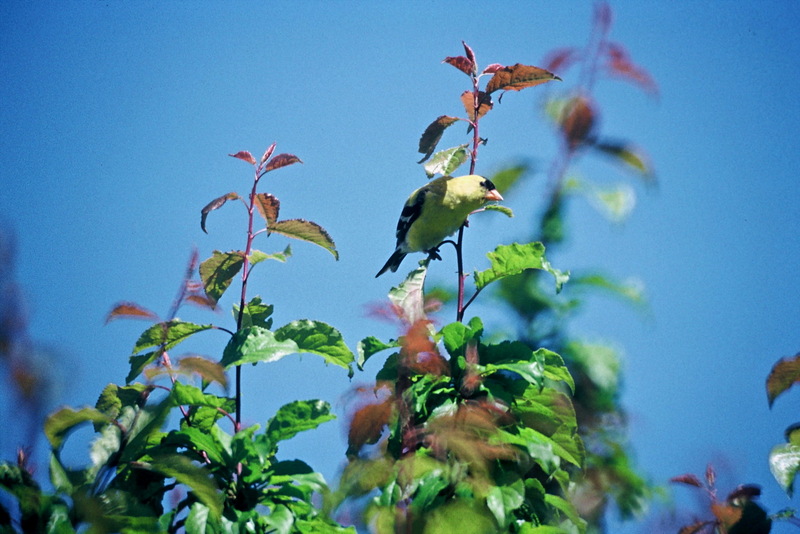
376,174,503,277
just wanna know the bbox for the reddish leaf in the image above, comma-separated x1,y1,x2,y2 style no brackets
417,115,460,162
201,192,240,234
670,473,703,488
542,47,581,73
485,63,561,94
481,63,504,75
711,503,742,529
460,90,493,123
560,95,596,150
462,41,476,67
443,55,475,76
264,153,302,172
228,151,256,165
604,42,658,95
347,397,394,455
105,302,158,324
185,294,217,310
254,193,280,226
260,142,277,165
766,353,800,407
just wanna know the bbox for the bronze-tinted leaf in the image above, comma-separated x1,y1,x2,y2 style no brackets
185,294,217,310
460,90,492,122
669,474,703,488
462,41,476,67
560,95,596,150
443,55,474,76
264,153,302,172
678,521,715,534
417,115,460,163
481,63,504,75
767,353,800,407
347,397,393,455
485,63,561,94
268,219,339,260
105,302,159,324
260,142,277,165
201,192,240,234
228,151,256,165
254,193,280,226
605,43,658,95
178,356,228,388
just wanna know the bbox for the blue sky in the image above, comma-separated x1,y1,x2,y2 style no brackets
2,1,800,531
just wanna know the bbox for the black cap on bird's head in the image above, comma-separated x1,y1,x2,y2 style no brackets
481,178,503,201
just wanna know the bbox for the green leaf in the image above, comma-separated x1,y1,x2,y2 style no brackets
767,353,800,407
266,400,335,445
185,503,210,533
95,383,150,423
262,504,294,534
145,454,222,519
423,145,469,178
482,204,514,218
473,242,569,293
268,219,338,260
486,480,525,528
171,382,232,410
545,493,587,532
127,351,158,383
249,245,292,266
199,250,245,303
356,336,399,370
132,320,214,354
418,115,460,163
770,442,800,497
221,326,299,368
593,141,655,180
572,273,646,307
275,320,355,374
441,317,484,358
44,407,109,449
233,295,274,329
489,164,529,195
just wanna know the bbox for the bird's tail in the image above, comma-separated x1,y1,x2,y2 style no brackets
375,250,406,278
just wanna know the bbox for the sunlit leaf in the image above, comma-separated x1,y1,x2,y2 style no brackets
275,319,355,373
95,383,150,425
255,192,280,225
423,145,470,178
233,295,274,329
249,246,291,266
771,442,800,498
221,326,298,368
594,141,655,180
199,250,244,303
260,142,277,165
229,151,256,165
264,153,302,172
473,242,569,293
200,192,240,234
44,407,110,449
105,302,159,324
132,320,214,354
128,351,158,383
489,164,529,194
357,336,399,370
268,219,338,260
267,399,335,445
485,63,560,94
481,63,504,75
389,263,428,326
418,115,460,163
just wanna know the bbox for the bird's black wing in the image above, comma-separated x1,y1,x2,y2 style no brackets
394,187,427,247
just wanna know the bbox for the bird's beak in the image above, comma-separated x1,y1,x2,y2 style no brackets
485,189,503,202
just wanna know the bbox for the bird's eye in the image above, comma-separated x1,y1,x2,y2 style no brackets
482,179,497,191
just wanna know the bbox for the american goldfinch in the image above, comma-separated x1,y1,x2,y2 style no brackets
376,174,503,277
